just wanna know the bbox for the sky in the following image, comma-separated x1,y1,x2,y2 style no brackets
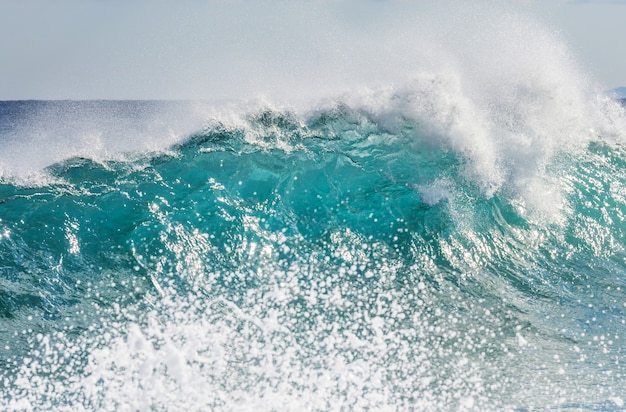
0,0,625,100
533,0,626,91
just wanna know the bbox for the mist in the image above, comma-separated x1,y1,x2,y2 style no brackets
0,1,589,102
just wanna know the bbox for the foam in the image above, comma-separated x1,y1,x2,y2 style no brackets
2,1,625,213
319,5,626,218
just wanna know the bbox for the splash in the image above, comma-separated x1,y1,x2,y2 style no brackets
1,2,626,411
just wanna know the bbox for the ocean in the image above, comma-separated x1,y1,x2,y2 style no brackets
2,7,626,412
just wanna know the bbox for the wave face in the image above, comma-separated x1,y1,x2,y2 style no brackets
1,94,626,410
3,3,626,409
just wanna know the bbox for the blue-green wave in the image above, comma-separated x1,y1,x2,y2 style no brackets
1,103,626,410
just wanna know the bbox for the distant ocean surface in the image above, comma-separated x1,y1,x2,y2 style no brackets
3,10,626,411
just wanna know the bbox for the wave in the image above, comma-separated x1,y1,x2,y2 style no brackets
2,1,625,177
2,2,626,410
1,100,626,409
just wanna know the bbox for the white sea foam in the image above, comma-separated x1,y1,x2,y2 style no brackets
0,0,624,221
2,3,623,200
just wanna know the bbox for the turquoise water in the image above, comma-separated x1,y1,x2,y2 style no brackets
1,96,626,410
2,4,626,405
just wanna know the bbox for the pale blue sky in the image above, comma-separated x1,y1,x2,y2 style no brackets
0,0,625,100
532,0,626,90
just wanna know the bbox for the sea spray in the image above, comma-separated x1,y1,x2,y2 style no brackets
1,99,625,409
2,2,626,411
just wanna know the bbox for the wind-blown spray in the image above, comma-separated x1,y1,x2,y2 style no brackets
1,2,626,411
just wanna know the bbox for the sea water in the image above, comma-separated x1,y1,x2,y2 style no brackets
2,4,626,412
